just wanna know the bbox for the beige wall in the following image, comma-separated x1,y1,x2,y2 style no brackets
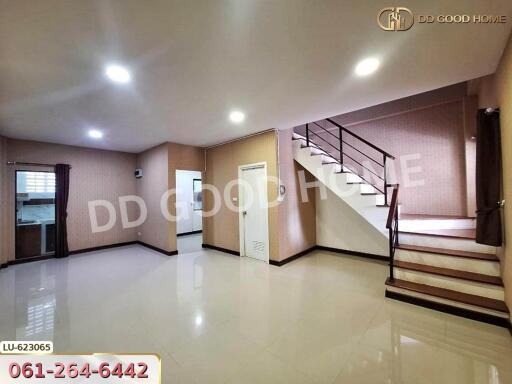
167,143,204,251
3,139,138,261
203,131,280,260
491,33,512,318
316,188,388,256
462,96,478,217
277,129,316,262
0,136,7,265
136,143,170,252
295,83,473,216
135,142,204,253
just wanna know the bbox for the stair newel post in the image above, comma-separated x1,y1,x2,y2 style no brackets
305,123,310,147
394,208,399,247
383,155,388,206
339,127,343,166
389,225,394,281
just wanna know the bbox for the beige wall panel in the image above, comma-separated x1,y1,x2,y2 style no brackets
203,131,279,260
4,139,138,261
136,143,170,252
277,129,316,262
493,33,512,318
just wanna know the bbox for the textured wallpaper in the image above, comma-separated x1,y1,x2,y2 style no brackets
295,85,470,216
3,139,138,262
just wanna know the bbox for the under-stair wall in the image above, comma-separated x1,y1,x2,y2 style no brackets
316,188,388,256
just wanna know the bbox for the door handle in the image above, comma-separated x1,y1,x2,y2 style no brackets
243,211,247,215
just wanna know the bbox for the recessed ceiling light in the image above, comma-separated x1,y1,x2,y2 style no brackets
105,64,131,84
88,129,103,139
229,110,245,123
355,58,380,77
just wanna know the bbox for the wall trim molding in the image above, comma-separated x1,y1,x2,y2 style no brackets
69,241,139,255
269,246,317,266
1,253,57,268
0,241,177,270
202,243,240,256
200,243,388,265
386,290,511,329
206,129,277,149
138,241,178,256
315,246,388,262
320,98,464,133
177,230,202,237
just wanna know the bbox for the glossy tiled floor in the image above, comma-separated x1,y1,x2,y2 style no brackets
0,243,511,384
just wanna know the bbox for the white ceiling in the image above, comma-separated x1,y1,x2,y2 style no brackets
0,0,511,153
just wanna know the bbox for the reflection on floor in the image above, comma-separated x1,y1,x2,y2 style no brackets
177,233,203,254
0,246,511,384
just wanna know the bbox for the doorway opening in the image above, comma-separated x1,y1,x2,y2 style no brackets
238,162,269,263
15,170,56,260
176,170,203,253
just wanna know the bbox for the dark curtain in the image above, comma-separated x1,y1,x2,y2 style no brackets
475,109,502,246
55,164,71,258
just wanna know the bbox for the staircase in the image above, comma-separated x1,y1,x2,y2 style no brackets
292,121,393,235
292,119,510,328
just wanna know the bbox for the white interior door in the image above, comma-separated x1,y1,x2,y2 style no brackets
239,164,269,262
176,170,202,234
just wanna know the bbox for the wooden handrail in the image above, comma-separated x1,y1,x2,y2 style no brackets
386,185,399,229
326,118,395,160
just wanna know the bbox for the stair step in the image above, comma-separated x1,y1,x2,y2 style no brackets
399,213,475,220
399,229,475,240
385,278,509,313
397,244,499,261
393,260,503,286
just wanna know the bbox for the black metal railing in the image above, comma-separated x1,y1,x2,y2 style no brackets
304,118,395,205
386,185,400,281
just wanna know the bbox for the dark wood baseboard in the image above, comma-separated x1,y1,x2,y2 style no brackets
386,290,511,329
0,241,175,271
269,245,387,267
7,254,57,266
269,246,317,266
177,230,202,237
202,243,240,256
69,241,139,255
316,246,388,262
138,241,178,256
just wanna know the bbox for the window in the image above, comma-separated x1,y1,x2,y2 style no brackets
25,172,56,193
193,179,202,210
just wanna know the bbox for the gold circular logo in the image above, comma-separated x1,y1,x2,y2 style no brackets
378,7,414,31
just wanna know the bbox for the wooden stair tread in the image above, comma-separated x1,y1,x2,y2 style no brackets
399,213,475,220
385,278,509,313
397,244,499,261
393,260,503,286
399,229,476,239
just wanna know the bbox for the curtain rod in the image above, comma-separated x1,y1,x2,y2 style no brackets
485,107,500,114
6,161,72,169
